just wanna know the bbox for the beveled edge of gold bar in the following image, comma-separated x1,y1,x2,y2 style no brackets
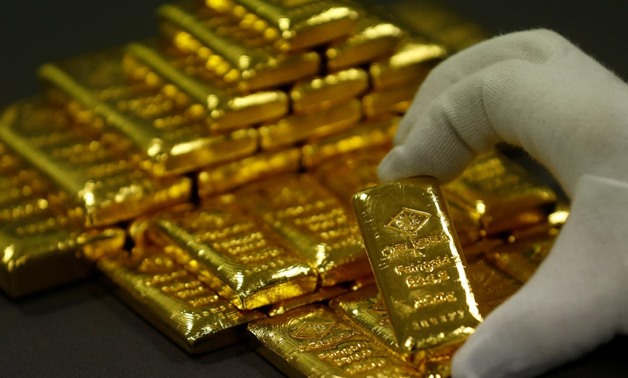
98,248,264,353
352,176,482,351
290,68,369,114
197,148,301,198
267,285,348,317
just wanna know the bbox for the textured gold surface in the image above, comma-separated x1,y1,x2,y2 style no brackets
236,174,370,286
160,3,321,92
353,177,482,351
99,247,263,353
0,101,191,227
290,68,368,114
136,197,318,310
248,305,422,377
485,237,554,283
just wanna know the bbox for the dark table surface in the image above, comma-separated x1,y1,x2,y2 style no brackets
1,1,627,376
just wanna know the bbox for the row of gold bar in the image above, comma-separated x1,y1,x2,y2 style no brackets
0,0,566,376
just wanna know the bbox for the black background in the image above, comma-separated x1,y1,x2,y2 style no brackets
0,1,627,376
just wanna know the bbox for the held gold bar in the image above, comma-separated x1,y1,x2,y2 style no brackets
39,49,259,176
267,285,348,316
301,116,398,168
216,0,360,51
326,16,403,72
248,306,422,377
125,41,289,130
197,148,301,198
362,83,419,118
159,4,320,92
369,38,447,90
484,236,555,284
136,198,318,310
236,174,371,286
98,247,263,353
352,176,482,351
290,68,369,115
259,99,361,150
443,151,557,236
0,101,191,227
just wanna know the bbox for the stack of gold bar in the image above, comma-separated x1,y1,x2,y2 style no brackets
0,0,568,376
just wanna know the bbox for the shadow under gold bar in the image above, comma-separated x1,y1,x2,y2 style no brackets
362,83,419,118
98,247,263,353
248,305,422,377
159,3,320,92
236,174,371,286
39,49,259,176
443,151,557,236
267,285,348,317
136,198,318,310
369,38,447,90
0,101,191,227
290,68,368,115
301,115,397,168
125,42,290,130
197,148,301,198
259,99,361,150
326,15,403,72
352,177,482,351
484,236,555,284
211,0,360,51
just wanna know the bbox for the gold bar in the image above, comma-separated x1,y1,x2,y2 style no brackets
137,197,318,310
125,42,289,130
159,3,320,91
267,286,348,317
290,68,368,115
370,38,447,90
349,274,376,291
461,238,504,260
98,247,263,353
0,101,191,227
362,84,419,118
466,259,522,316
39,49,259,176
259,99,361,150
301,115,397,168
248,306,422,377
236,174,371,286
197,148,301,198
326,16,403,72
443,151,557,236
212,0,360,51
484,236,555,284
352,177,482,351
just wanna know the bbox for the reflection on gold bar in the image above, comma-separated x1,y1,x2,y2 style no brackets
443,151,557,236
326,16,403,72
259,99,361,150
214,0,360,51
98,247,263,353
353,177,482,351
362,84,419,118
125,42,289,131
248,306,422,377
301,116,397,168
197,148,301,198
370,39,446,90
466,260,521,316
139,198,318,310
349,274,376,291
484,237,555,284
39,49,259,176
236,174,370,286
267,286,348,317
160,3,320,91
0,101,191,227
290,68,368,114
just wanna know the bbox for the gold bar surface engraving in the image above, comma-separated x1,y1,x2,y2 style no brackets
248,306,422,377
98,247,263,353
0,101,191,227
236,174,370,286
352,176,482,351
138,198,318,310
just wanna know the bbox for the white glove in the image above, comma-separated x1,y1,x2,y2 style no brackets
378,29,628,378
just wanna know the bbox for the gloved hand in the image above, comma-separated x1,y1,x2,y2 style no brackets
378,29,628,378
